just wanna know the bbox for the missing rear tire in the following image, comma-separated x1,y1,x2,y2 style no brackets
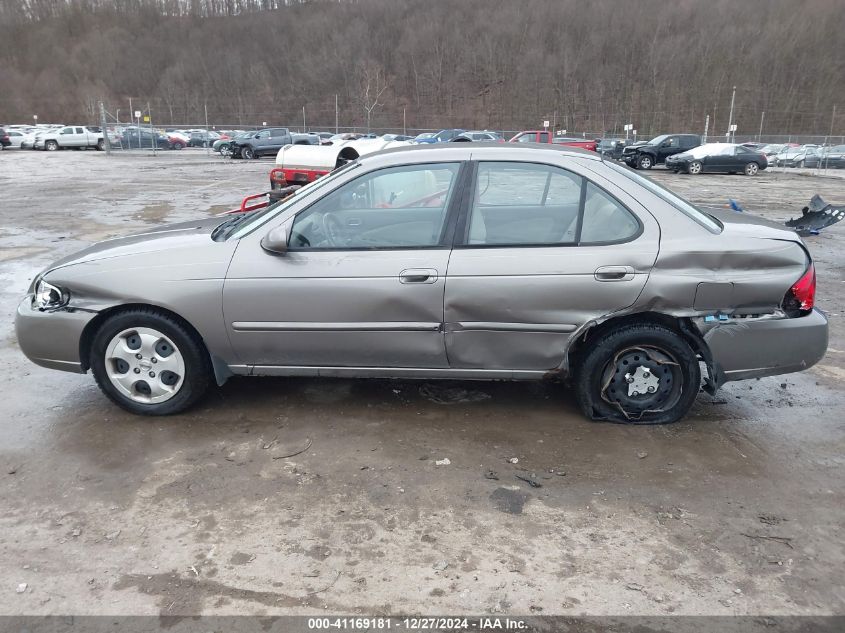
574,323,701,425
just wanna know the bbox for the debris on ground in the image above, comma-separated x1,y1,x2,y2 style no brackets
515,474,542,488
16,583,27,593
637,451,648,459
270,437,313,459
626,583,645,592
507,457,519,464
759,514,786,526
432,560,449,571
419,383,491,405
484,470,500,480
434,457,451,466
741,533,794,549
785,194,845,236
105,530,121,541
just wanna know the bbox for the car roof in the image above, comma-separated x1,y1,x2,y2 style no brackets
360,141,599,164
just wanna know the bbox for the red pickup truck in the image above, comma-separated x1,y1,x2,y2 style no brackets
509,130,597,152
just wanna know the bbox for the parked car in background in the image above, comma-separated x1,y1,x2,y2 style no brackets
16,144,826,425
621,133,701,169
214,131,254,156
414,129,466,144
381,134,414,142
774,145,820,168
596,138,629,160
451,131,504,142
665,143,768,175
187,130,221,147
165,133,187,149
231,128,319,159
119,128,173,149
815,145,845,169
34,126,106,151
508,130,598,151
1,128,14,149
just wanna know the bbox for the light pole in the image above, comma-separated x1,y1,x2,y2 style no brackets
726,85,736,142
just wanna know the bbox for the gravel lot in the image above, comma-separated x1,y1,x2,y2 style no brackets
1,149,843,617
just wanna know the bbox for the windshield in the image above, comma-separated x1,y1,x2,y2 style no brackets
222,162,360,240
647,134,669,146
602,160,722,233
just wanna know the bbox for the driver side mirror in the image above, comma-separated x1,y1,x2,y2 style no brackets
260,225,289,255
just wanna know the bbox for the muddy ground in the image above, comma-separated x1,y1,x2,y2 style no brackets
0,149,843,617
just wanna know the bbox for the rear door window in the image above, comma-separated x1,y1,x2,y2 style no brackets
465,162,641,246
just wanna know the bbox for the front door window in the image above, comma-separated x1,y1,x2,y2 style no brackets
290,163,461,250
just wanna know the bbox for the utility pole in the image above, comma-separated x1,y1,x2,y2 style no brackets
99,101,111,155
703,114,710,143
302,106,306,132
758,111,765,142
148,101,156,157
726,85,736,142
335,94,339,134
204,103,210,156
403,107,406,136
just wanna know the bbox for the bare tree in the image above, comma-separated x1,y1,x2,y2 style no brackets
357,61,389,132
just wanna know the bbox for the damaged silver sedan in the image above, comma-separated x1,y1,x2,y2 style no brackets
16,144,828,423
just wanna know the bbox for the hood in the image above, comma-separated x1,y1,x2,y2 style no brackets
46,216,226,273
708,209,804,243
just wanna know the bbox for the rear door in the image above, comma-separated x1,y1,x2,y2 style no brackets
223,161,467,368
444,158,659,371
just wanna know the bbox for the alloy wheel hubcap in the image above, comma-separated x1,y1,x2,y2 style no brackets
105,327,185,404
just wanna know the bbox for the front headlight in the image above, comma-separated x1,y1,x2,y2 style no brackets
33,278,69,310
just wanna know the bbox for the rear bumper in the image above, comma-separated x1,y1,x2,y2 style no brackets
15,296,96,374
705,308,828,383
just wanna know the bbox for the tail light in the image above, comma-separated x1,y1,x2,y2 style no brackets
783,262,816,317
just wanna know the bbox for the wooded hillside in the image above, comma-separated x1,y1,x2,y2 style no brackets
1,0,842,136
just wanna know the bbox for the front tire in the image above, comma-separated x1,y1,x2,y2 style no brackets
744,162,760,176
687,160,703,175
90,309,212,415
241,145,255,160
637,154,653,170
574,323,701,425
45,140,59,151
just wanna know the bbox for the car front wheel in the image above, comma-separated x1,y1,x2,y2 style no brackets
90,309,212,415
687,160,703,175
574,323,701,425
45,140,59,151
637,155,653,169
241,146,255,159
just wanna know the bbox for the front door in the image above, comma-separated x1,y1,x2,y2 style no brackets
444,160,659,370
223,161,466,368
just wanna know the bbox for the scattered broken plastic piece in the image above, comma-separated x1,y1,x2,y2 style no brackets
785,194,845,236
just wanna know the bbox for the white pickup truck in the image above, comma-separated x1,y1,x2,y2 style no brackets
35,126,106,151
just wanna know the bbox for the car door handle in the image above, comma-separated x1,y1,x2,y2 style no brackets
399,268,438,284
595,266,635,281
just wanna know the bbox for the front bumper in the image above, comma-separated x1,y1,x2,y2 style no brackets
15,296,97,373
705,308,828,383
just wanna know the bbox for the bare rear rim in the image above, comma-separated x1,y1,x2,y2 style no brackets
104,326,185,404
598,345,684,422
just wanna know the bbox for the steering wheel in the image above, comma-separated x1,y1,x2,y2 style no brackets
321,212,346,247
